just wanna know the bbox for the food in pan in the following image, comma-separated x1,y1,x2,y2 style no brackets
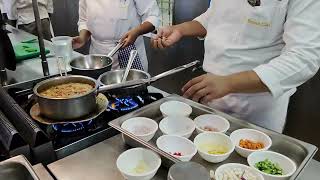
255,159,283,175
239,139,264,150
40,83,93,98
216,167,259,180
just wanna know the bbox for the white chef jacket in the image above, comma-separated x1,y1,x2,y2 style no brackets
78,0,160,71
194,0,320,132
5,0,53,25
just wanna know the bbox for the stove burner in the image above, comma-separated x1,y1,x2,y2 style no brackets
108,96,142,112
52,120,93,133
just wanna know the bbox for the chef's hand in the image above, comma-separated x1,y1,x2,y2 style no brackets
121,29,140,48
72,36,86,49
151,26,183,49
182,73,232,104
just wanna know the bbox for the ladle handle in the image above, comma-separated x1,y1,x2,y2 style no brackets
122,50,138,82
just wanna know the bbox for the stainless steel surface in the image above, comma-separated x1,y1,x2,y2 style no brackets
5,25,82,86
33,164,54,180
98,61,200,94
47,135,168,180
168,162,210,180
0,155,40,180
70,55,113,79
32,0,49,76
122,50,138,82
33,75,98,120
98,69,151,95
107,42,124,57
46,134,320,180
109,95,318,180
30,93,108,124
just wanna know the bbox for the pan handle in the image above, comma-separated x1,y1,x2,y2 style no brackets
150,60,200,83
97,79,148,94
107,42,124,57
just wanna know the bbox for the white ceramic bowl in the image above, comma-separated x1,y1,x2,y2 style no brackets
160,101,192,117
230,128,272,158
116,148,161,180
156,135,197,162
193,132,235,163
194,114,230,134
159,116,195,138
248,151,297,180
121,117,158,142
215,163,264,180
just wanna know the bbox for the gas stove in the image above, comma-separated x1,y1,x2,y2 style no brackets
9,89,164,160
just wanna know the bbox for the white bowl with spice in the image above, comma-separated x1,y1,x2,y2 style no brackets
116,148,161,180
160,101,192,117
159,116,195,138
214,163,264,180
121,117,158,142
247,151,297,180
230,128,272,158
193,132,235,163
156,135,197,162
194,114,230,134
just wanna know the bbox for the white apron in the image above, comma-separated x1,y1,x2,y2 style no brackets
197,0,292,133
84,0,149,71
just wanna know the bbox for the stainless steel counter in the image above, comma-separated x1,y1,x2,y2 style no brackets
47,87,320,180
5,25,82,85
47,134,320,180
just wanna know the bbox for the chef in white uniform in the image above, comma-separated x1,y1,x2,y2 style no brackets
73,0,160,71
5,0,53,40
152,0,320,133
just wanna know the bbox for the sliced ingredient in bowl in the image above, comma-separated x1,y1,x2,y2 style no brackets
216,168,260,180
131,160,150,174
255,159,283,175
201,126,218,132
199,144,229,155
239,139,265,150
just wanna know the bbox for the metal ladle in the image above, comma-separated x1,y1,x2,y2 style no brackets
121,50,138,82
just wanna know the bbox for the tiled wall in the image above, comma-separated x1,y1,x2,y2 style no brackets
157,0,174,26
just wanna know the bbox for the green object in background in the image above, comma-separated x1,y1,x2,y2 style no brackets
13,42,50,62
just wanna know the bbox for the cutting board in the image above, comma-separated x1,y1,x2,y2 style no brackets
14,43,50,62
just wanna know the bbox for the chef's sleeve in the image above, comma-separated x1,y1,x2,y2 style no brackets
134,0,160,28
193,5,214,31
78,0,88,32
6,0,18,20
253,0,320,98
47,0,54,14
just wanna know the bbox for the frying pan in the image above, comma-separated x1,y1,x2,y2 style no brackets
98,60,200,96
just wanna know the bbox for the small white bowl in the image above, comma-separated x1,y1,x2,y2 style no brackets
194,114,230,134
156,135,197,162
159,116,195,138
121,117,158,142
215,163,264,180
160,101,192,117
116,148,161,180
248,151,297,180
230,129,272,158
193,132,235,163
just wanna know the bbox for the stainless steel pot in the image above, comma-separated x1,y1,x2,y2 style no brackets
98,60,200,96
33,75,98,120
69,55,113,79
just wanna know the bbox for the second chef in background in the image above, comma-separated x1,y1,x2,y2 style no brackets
72,0,160,71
